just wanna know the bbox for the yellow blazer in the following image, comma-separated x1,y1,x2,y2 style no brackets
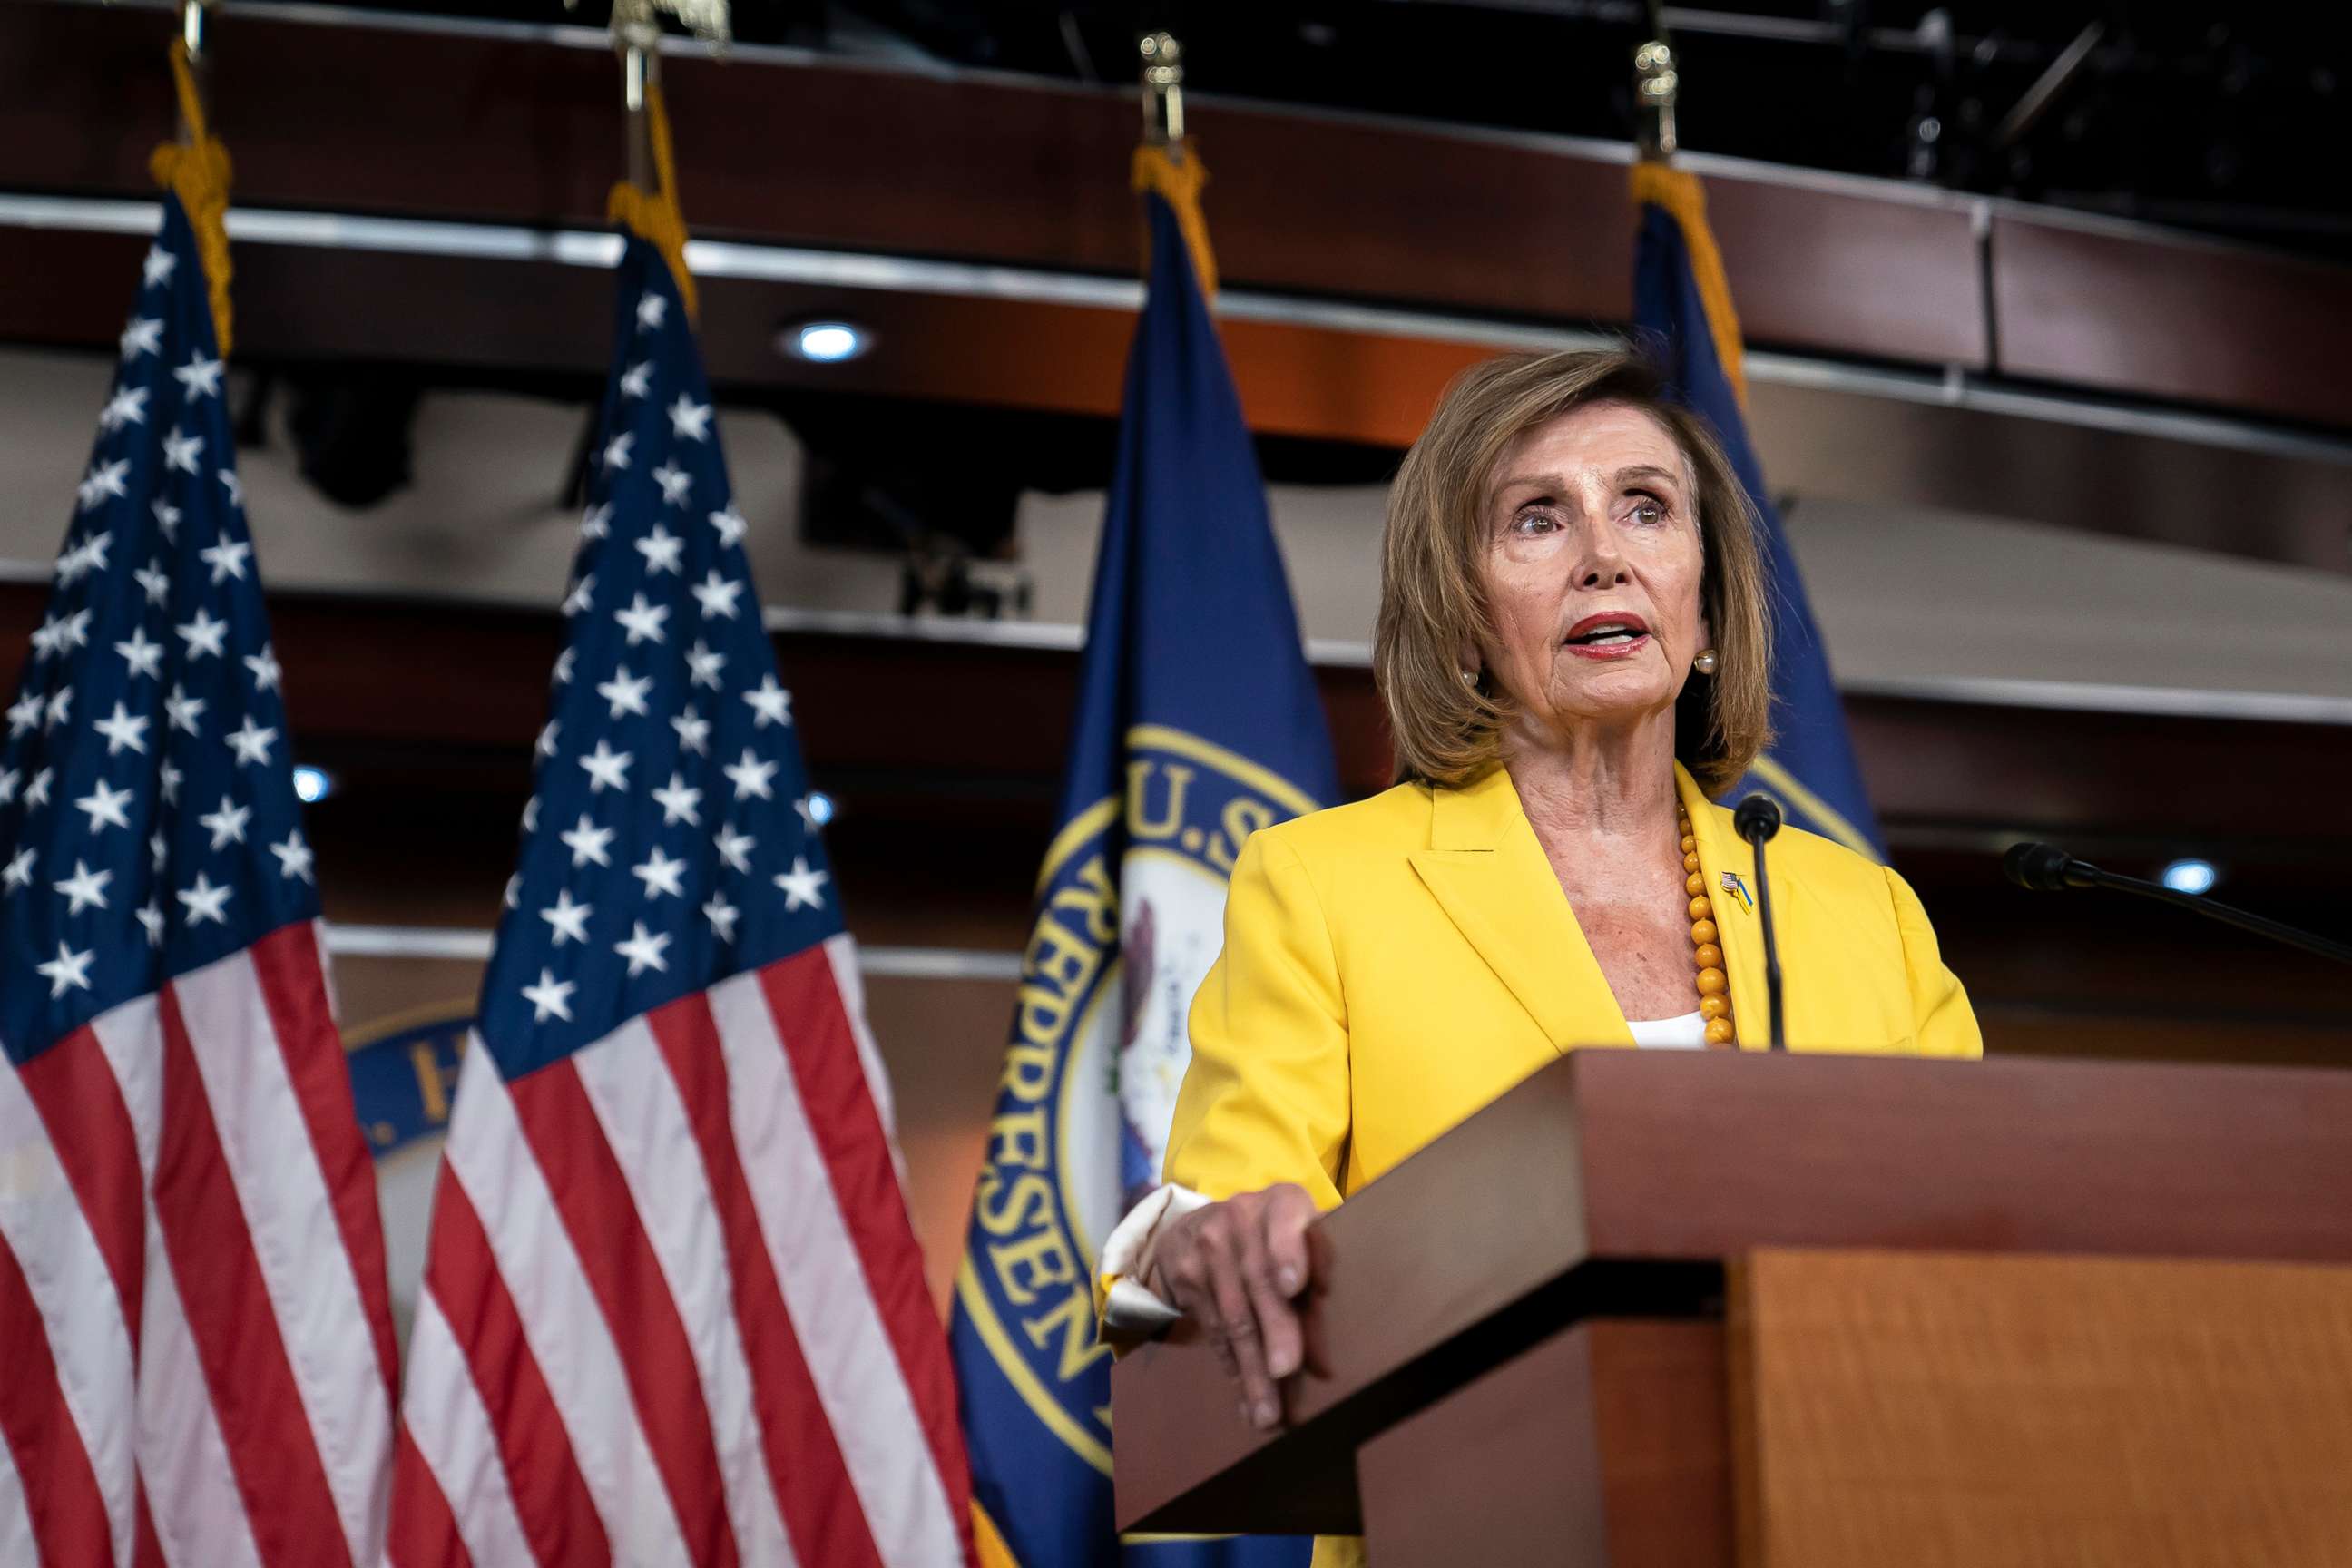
1167,761,1982,1210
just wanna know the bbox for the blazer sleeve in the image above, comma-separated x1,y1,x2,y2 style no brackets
1163,828,1352,1211
1885,866,1984,1059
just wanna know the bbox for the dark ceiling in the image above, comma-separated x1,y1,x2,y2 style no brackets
343,2,2352,261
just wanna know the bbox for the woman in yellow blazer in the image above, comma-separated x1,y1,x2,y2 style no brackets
1102,349,1979,1564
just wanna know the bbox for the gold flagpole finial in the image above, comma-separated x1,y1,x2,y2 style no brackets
1634,38,1679,162
1139,31,1185,149
1131,32,1216,299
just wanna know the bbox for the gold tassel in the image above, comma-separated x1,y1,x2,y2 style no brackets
1132,142,1218,301
1630,161,1747,409
606,78,700,318
147,41,234,358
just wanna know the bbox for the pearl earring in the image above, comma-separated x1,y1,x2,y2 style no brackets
1459,667,1481,690
1693,649,1720,675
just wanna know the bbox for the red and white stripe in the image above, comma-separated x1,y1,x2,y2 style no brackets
392,936,974,1568
0,922,398,1568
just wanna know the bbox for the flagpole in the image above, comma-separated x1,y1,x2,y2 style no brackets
177,0,211,143
1139,31,1185,152
1634,34,1678,162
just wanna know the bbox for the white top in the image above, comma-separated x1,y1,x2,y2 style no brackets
1626,1010,1709,1049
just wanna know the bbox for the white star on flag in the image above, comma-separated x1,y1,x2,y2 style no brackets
164,684,207,735
614,921,671,976
173,352,224,400
701,893,740,943
244,644,283,691
713,823,755,873
54,859,113,916
602,432,633,473
709,505,748,548
200,795,252,849
690,571,742,621
561,813,616,868
177,872,233,926
671,705,710,754
685,640,725,689
199,537,251,583
596,666,653,720
119,316,163,360
177,606,229,660
631,846,687,900
135,560,171,603
667,394,712,441
227,715,279,767
775,856,831,911
3,848,36,892
651,462,693,507
36,942,95,998
135,902,165,946
612,593,670,647
142,245,178,288
652,772,703,827
93,701,150,756
635,522,684,575
579,740,633,793
743,675,792,729
162,428,204,474
271,830,316,884
635,291,668,330
619,360,653,399
523,969,577,1023
115,625,164,680
152,499,181,542
724,748,778,801
540,888,593,946
100,387,150,432
74,779,135,834
78,458,130,511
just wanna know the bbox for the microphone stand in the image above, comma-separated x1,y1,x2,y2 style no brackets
1733,796,1787,1050
2004,843,2352,969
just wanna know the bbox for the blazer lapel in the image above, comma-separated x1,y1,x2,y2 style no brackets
1677,765,1770,1051
1407,767,1632,1052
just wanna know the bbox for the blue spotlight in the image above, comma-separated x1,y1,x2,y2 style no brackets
2159,858,2217,896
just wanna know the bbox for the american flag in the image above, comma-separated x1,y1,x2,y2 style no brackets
389,226,975,1566
0,193,399,1563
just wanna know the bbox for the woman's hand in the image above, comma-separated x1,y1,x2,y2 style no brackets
1142,1183,1319,1432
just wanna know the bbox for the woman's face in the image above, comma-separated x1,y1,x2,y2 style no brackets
1474,400,1710,742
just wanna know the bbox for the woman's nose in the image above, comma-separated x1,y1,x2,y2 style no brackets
1573,531,1631,588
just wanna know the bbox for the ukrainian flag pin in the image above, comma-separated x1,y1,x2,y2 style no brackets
1720,870,1756,913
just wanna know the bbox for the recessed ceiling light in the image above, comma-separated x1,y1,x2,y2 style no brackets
779,320,871,364
2159,857,2217,896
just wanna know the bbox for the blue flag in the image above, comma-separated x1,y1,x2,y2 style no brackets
1633,165,1884,858
951,155,1331,1568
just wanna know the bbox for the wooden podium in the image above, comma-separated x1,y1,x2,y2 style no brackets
1112,1051,2352,1565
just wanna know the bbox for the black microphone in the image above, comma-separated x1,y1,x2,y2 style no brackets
1732,794,1786,1050
2004,841,2352,968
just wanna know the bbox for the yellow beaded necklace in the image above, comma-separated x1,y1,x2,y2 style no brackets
1678,804,1737,1048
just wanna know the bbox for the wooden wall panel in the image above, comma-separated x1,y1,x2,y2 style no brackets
0,3,1988,371
1992,213,2352,427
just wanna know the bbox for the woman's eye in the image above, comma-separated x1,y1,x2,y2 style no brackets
1627,497,1666,525
1512,508,1560,534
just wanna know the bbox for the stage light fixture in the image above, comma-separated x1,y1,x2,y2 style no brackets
293,765,335,804
806,790,837,826
780,320,871,364
2159,858,2217,896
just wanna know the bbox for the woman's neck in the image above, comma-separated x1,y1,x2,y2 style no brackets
1498,712,1681,847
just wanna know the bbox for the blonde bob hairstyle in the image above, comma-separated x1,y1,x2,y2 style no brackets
1375,348,1773,797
